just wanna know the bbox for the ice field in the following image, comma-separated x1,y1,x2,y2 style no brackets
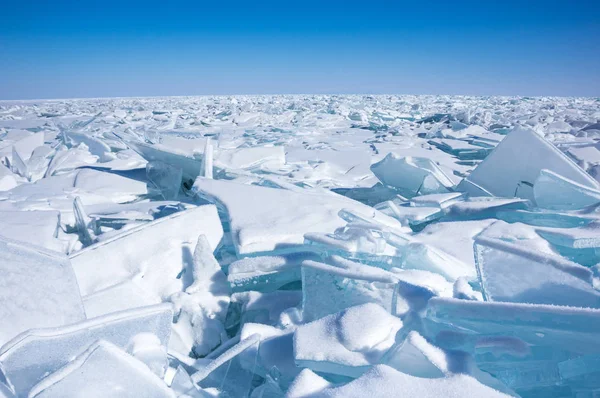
1,94,600,397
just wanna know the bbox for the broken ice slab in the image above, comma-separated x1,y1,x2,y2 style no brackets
370,154,454,198
444,197,529,221
192,177,402,256
0,210,64,252
238,323,299,387
227,253,317,293
474,221,600,307
424,298,600,395
115,133,202,183
534,168,600,210
384,231,476,281
226,290,302,334
190,334,261,397
28,340,175,398
384,331,446,378
301,255,447,324
0,236,85,347
374,199,443,230
70,204,223,297
312,364,510,398
428,138,491,160
424,298,600,355
73,196,95,247
496,209,591,228
0,163,18,191
6,132,45,163
383,331,514,395
286,369,332,398
82,280,161,318
409,192,465,209
536,221,600,249
63,128,115,162
215,145,285,171
301,256,399,322
294,303,403,379
457,127,600,200
0,304,172,397
557,354,600,392
331,183,400,207
74,168,148,203
146,160,183,200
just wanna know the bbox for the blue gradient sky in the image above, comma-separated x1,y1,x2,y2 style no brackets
1,0,599,99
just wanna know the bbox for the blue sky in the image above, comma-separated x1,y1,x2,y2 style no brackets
1,0,599,99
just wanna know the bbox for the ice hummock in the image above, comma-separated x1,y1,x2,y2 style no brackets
2,95,600,397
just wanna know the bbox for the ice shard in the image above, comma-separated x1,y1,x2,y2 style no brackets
146,161,183,200
457,127,600,200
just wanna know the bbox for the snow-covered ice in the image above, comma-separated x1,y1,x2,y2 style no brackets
1,94,600,397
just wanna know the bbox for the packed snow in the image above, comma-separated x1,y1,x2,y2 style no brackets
1,94,600,397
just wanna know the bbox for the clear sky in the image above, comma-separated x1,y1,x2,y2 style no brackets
1,0,599,99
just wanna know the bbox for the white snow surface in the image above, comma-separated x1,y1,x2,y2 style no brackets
1,95,600,398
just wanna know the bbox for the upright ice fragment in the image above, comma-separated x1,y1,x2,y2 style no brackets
370,154,454,197
146,161,183,200
201,138,213,179
0,236,85,347
28,340,175,398
457,127,599,200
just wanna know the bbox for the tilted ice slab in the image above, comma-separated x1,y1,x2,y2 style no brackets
370,154,454,198
215,146,285,170
474,221,600,307
310,364,510,398
0,236,85,347
0,210,63,252
458,127,599,200
73,168,148,204
301,257,399,322
0,304,172,397
227,253,316,293
28,340,174,398
294,303,403,378
534,168,600,210
424,298,600,354
70,205,223,297
116,134,202,182
192,177,402,256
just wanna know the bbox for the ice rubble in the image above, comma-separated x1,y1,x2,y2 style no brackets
1,95,600,397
